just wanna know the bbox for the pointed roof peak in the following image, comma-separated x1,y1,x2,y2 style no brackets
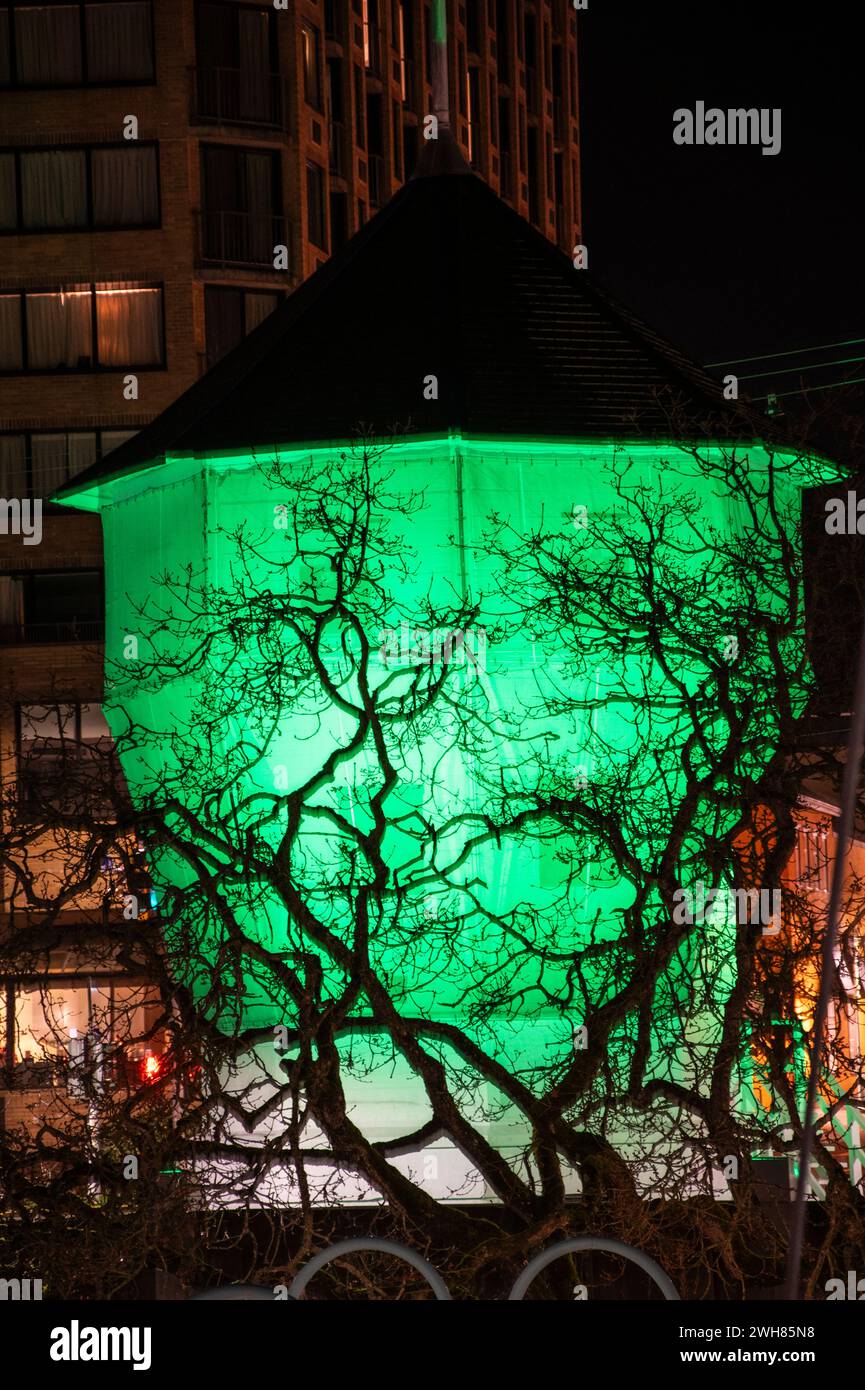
411,126,472,179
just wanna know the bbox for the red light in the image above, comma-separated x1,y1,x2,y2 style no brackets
140,1052,163,1084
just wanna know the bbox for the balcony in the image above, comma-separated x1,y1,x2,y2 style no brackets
191,67,286,130
0,619,104,645
197,210,287,269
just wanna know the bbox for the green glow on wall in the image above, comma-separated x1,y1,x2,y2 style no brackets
60,434,835,1088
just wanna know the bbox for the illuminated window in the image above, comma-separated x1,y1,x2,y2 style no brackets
795,821,830,892
3,978,161,1089
16,700,116,812
302,22,322,110
0,282,164,370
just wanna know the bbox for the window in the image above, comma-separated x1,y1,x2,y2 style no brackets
467,68,481,165
795,822,830,892
0,427,135,501
1,2,155,87
195,1,279,126
391,100,402,179
200,144,282,266
0,144,159,232
306,162,326,250
16,699,116,815
402,121,418,181
353,65,365,148
4,977,162,1090
0,283,163,371
329,189,348,251
301,22,322,110
204,285,280,368
466,0,481,54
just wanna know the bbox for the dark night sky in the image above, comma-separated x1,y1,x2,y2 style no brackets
578,2,863,373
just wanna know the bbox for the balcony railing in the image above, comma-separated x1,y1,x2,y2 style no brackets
191,66,286,129
329,120,347,177
197,210,286,269
0,619,104,645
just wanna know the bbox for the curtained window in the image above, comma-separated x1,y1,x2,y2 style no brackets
20,150,88,228
31,431,97,494
95,283,162,365
13,5,83,83
196,3,275,124
0,431,25,494
0,429,135,499
5,2,154,86
84,2,153,81
201,146,279,264
2,144,158,230
204,285,279,367
0,10,9,84
26,287,93,369
0,153,16,228
0,293,23,367
92,146,158,225
0,285,163,369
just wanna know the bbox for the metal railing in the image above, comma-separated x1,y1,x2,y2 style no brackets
192,66,286,129
197,210,286,269
0,619,104,645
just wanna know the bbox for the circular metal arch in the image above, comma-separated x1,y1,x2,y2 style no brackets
288,1237,453,1301
508,1237,681,1301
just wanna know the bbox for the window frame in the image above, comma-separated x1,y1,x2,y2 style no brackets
0,280,166,374
203,283,283,369
0,0,157,90
0,425,137,500
0,140,161,235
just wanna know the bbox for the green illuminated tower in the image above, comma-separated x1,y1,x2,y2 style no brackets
56,123,832,1198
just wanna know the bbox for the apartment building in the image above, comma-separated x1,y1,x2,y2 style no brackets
0,1,581,1130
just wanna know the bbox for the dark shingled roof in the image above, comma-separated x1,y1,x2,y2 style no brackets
56,133,764,501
